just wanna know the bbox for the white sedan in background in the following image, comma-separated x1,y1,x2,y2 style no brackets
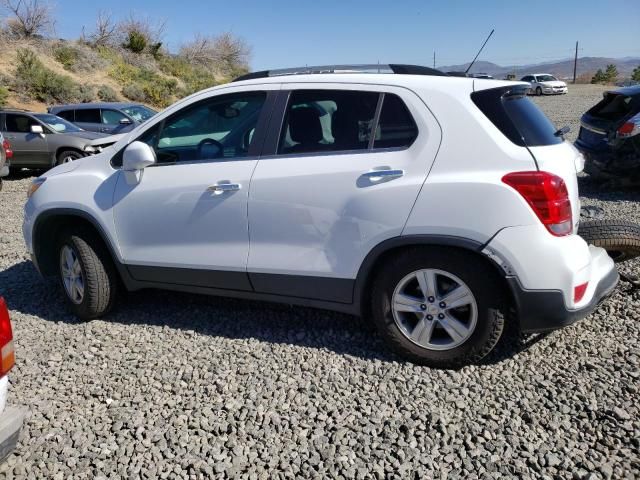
521,74,568,95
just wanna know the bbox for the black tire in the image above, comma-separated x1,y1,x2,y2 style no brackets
56,228,118,319
370,247,507,368
56,150,83,166
536,86,543,96
578,220,640,263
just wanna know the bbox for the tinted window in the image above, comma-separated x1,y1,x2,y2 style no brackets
278,90,379,155
373,94,418,149
101,109,127,125
75,109,101,123
149,91,266,164
5,114,40,133
472,86,562,147
56,110,75,121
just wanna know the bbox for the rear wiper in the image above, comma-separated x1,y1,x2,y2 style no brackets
554,125,571,137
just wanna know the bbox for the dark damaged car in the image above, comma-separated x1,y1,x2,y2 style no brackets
575,85,640,184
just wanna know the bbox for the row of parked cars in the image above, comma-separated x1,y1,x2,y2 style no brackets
0,102,155,174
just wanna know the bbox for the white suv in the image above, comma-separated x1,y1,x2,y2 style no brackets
22,64,618,368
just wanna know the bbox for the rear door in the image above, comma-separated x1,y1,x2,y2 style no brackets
74,108,102,132
2,113,49,166
246,84,441,302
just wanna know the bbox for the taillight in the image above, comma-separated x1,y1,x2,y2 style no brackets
0,297,15,377
2,139,12,159
617,122,639,138
574,282,588,303
502,171,573,236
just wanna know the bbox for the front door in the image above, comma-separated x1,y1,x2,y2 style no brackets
247,85,442,301
113,89,274,290
3,113,49,166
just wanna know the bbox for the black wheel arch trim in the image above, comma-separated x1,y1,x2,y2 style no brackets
353,234,496,311
31,207,133,287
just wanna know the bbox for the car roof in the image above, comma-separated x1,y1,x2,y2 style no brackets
609,84,640,97
49,102,143,110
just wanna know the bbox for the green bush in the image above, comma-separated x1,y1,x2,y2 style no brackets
75,84,95,103
54,45,79,70
14,48,83,103
123,31,147,53
121,83,146,102
0,86,8,106
97,85,118,101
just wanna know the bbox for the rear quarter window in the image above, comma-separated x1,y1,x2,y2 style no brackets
472,86,562,147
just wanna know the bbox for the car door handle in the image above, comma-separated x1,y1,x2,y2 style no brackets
207,182,242,194
6,135,15,140
360,169,404,181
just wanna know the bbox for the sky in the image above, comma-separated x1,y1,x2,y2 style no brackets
45,0,640,70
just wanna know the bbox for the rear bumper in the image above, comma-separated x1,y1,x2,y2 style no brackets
0,406,25,461
509,265,619,333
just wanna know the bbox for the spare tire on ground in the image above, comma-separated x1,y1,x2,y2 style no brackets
578,220,640,263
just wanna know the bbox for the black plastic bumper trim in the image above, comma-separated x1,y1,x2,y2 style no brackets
511,267,619,333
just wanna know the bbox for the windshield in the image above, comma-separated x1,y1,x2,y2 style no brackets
33,114,83,133
121,105,156,123
536,75,557,82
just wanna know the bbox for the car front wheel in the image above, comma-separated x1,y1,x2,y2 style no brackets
371,248,506,368
57,229,118,319
536,86,543,96
56,150,83,165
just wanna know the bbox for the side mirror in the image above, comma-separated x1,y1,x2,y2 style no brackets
119,118,133,125
31,125,44,135
122,141,156,184
123,141,156,171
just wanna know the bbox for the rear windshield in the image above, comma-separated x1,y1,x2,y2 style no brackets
586,92,639,121
472,86,562,146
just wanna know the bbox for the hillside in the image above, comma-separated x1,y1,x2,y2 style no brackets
439,57,640,80
0,36,244,112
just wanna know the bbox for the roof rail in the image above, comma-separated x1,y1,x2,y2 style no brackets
232,64,448,82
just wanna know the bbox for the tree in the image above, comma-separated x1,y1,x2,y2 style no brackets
82,10,117,47
604,64,618,82
591,69,606,84
631,66,640,82
179,32,250,76
118,13,165,54
1,0,55,38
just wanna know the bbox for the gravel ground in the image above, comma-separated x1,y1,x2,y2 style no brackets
0,85,638,479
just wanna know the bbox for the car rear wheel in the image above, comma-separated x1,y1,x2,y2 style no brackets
56,150,83,165
371,248,507,368
536,86,543,96
57,229,118,319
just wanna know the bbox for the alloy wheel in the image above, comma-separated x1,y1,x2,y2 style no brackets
60,245,85,304
391,269,478,351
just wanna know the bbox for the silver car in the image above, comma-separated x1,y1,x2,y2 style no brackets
0,109,106,169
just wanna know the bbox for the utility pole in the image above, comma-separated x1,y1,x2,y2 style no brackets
433,51,436,69
573,41,578,84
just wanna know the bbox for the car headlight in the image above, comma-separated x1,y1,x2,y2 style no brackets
27,177,46,198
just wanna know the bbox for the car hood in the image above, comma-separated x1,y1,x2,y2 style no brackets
540,80,567,87
86,133,126,147
62,131,108,140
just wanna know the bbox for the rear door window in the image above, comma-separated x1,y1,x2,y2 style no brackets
373,94,418,149
75,109,101,123
278,90,379,155
472,86,562,146
56,110,75,122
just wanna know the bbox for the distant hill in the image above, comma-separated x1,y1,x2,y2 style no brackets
439,57,640,80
